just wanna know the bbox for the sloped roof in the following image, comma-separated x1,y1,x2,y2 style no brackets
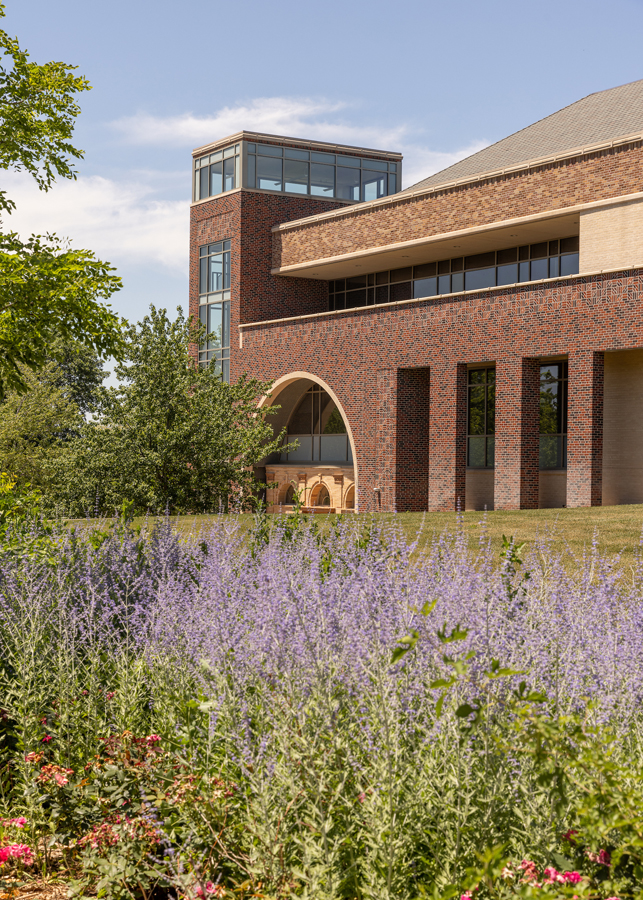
404,79,643,193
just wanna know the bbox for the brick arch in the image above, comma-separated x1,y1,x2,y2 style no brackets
258,372,359,511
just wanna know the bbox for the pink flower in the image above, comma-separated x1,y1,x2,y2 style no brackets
0,843,34,866
40,735,52,744
519,860,539,882
543,866,565,884
501,865,514,879
145,734,161,746
5,818,26,828
53,772,69,786
357,792,366,803
563,871,582,884
196,884,221,898
562,828,579,844
460,894,472,900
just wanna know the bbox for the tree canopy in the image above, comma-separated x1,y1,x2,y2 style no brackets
53,307,286,515
0,3,124,399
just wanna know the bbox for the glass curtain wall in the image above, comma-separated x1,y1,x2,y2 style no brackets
281,386,352,462
468,368,495,468
328,238,580,311
539,362,568,469
194,144,241,201
246,142,398,200
198,240,231,381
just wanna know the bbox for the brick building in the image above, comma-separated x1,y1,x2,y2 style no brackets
189,80,643,513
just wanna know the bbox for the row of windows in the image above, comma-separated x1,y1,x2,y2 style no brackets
328,238,580,310
468,362,568,470
193,139,400,202
248,153,396,201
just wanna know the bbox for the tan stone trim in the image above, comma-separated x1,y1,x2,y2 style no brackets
270,190,643,276
239,263,643,329
271,131,643,233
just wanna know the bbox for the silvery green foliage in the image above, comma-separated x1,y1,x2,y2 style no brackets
0,516,642,897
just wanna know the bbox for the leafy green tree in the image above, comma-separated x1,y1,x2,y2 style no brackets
47,338,106,416
0,361,83,490
53,306,286,515
0,3,124,399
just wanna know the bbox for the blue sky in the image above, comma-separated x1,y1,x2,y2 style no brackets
4,0,643,327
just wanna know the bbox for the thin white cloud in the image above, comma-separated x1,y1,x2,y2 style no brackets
112,97,409,154
2,171,188,273
112,96,488,189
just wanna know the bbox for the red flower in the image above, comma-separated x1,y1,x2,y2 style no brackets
40,735,52,744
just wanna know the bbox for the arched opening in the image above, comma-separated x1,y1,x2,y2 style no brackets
311,483,331,507
279,483,295,505
258,373,358,514
344,485,355,509
282,385,352,463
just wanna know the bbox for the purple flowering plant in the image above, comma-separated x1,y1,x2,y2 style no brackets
0,508,642,897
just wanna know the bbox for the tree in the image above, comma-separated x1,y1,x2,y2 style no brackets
0,3,124,399
53,307,286,515
0,361,83,491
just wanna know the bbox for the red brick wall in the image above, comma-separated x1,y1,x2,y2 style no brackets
273,141,643,268
237,269,643,512
189,190,346,374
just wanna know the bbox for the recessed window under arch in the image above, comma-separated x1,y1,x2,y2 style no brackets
281,385,352,463
344,485,355,509
279,483,296,505
311,483,331,507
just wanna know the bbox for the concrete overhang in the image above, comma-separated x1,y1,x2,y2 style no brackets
270,191,643,281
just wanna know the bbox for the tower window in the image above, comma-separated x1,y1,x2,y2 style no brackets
198,240,231,381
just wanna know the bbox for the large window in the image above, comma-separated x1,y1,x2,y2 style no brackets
246,142,399,200
468,368,495,468
540,361,567,469
328,237,580,311
194,143,241,201
281,386,352,463
198,240,231,381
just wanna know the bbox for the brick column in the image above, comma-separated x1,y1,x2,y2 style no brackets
428,363,467,511
375,368,396,512
396,368,431,511
375,368,431,512
494,357,540,510
566,350,604,507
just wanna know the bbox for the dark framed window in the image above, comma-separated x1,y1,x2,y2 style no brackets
198,240,231,381
328,236,580,312
245,142,400,200
539,361,568,469
194,144,240,201
468,368,495,468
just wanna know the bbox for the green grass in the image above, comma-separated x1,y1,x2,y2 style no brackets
68,504,643,562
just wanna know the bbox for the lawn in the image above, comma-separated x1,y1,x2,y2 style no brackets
73,503,643,561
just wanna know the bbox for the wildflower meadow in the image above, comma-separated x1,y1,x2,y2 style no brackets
1,493,643,899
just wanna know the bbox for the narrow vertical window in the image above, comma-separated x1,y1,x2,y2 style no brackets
467,368,495,467
539,362,568,468
198,240,231,381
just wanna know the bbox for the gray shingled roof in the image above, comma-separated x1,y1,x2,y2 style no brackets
404,79,643,193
